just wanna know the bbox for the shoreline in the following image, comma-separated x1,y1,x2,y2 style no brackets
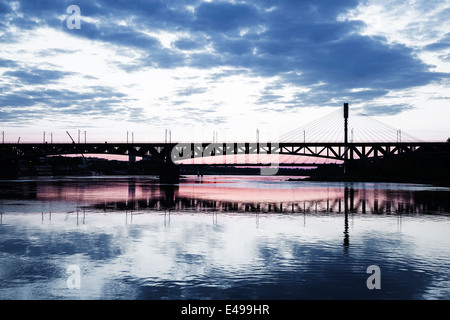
287,176,450,188
2,172,449,188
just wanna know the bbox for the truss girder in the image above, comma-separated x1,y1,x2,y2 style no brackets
0,142,449,162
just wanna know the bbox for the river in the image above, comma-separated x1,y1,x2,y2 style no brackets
0,175,449,299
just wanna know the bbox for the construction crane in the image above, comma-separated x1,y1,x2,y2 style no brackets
66,131,86,160
66,131,76,144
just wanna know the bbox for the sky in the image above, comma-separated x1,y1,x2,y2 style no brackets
0,0,449,144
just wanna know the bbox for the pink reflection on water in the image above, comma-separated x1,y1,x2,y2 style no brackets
35,178,161,204
28,176,426,214
178,176,343,202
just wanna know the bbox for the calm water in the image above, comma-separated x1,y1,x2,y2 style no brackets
0,175,449,300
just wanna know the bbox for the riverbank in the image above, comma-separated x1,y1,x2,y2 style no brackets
287,176,450,188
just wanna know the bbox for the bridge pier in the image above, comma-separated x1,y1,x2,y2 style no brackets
0,160,19,178
159,161,180,184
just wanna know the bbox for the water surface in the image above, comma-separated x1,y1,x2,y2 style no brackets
0,175,449,300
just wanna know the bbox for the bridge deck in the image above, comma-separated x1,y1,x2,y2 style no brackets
1,141,449,162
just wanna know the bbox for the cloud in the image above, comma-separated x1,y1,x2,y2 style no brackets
176,86,208,97
4,0,445,90
0,58,19,68
74,21,160,50
360,104,414,116
0,86,128,125
0,0,449,132
193,1,259,32
173,38,205,51
294,35,443,89
36,48,78,57
120,0,446,110
423,33,450,51
4,68,74,85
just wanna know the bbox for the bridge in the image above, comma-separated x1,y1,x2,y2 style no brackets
1,141,447,163
1,103,449,180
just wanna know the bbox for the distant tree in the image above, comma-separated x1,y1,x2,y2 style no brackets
447,137,450,143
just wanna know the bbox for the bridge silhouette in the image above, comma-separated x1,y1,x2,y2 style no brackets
1,103,449,181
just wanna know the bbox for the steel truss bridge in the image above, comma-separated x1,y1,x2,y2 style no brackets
0,141,448,163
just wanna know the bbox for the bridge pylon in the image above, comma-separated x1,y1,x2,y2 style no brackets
344,102,349,174
344,102,349,146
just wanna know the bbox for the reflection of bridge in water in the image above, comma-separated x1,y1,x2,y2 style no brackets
91,184,448,215
2,175,446,215
88,183,449,250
